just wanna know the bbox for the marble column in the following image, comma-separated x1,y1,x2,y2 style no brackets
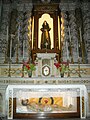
69,10,78,63
0,0,2,22
16,11,24,62
0,4,10,63
27,12,32,62
60,11,69,61
16,3,33,62
82,3,90,63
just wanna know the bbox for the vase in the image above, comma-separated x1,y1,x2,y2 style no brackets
60,73,64,77
28,71,32,77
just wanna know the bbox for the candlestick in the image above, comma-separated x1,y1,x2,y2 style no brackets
68,26,71,42
67,59,70,77
66,41,69,60
79,27,85,63
22,58,25,77
8,59,11,77
4,26,9,63
16,44,19,63
23,40,24,59
7,26,9,43
78,57,81,77
10,37,12,60
18,24,20,43
79,27,82,42
77,41,79,60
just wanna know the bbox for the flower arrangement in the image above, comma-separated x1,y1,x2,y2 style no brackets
54,61,69,77
23,60,36,77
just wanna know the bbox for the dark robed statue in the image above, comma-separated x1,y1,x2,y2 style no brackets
40,21,51,49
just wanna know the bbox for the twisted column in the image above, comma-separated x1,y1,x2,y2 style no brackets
69,11,78,63
61,11,69,61
82,3,90,63
26,12,32,62
15,11,24,62
0,4,10,63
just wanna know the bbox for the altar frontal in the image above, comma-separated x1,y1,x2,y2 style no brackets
6,85,87,119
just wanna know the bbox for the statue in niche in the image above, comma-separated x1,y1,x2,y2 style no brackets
40,21,51,49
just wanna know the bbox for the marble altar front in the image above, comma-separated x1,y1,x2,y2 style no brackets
6,85,87,119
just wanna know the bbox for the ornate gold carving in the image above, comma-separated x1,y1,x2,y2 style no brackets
9,97,12,118
34,5,58,12
82,97,85,117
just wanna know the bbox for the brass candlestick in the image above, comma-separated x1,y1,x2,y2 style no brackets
4,50,8,63
78,58,81,77
21,59,24,77
16,45,18,63
70,43,74,64
81,42,85,64
79,27,85,64
67,59,70,77
69,55,73,65
8,58,11,77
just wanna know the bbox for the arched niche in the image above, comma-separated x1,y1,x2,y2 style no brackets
32,4,61,61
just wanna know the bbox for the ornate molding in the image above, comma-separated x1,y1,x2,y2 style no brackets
34,4,58,13
0,77,90,86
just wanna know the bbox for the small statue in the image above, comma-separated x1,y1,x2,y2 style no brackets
40,21,51,49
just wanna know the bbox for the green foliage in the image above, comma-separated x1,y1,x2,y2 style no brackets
23,63,36,72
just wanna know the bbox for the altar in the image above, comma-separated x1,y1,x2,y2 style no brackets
0,1,90,120
6,84,87,119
